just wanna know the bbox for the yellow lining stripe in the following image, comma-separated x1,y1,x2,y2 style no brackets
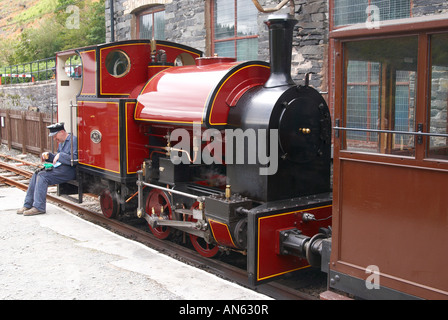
208,64,270,126
208,219,237,248
125,101,141,175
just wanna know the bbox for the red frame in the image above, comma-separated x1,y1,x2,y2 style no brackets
209,219,237,248
249,204,332,284
78,49,97,96
99,43,152,96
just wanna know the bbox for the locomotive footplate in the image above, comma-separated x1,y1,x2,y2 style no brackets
247,192,332,286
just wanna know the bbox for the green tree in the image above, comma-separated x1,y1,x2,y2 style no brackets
0,38,18,66
15,19,63,62
54,0,105,50
85,0,106,45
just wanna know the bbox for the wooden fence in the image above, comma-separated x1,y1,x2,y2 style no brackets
0,109,57,155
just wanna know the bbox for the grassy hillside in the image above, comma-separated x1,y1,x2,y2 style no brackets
0,0,58,39
0,0,105,66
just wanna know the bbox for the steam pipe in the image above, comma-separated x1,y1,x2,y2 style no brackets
251,0,295,15
110,0,115,42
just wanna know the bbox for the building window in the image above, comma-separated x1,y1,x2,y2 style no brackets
137,8,165,40
212,0,258,61
333,0,411,28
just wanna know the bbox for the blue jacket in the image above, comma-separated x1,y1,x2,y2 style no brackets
45,134,78,183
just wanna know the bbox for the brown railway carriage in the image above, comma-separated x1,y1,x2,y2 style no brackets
330,14,448,299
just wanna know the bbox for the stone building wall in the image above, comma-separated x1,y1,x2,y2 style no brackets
4,1,448,115
412,0,448,16
164,1,207,52
105,0,329,91
293,0,328,89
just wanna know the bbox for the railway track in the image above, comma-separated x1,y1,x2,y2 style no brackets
0,154,320,300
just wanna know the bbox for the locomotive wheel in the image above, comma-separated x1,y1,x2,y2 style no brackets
99,189,119,219
188,202,219,258
145,189,173,239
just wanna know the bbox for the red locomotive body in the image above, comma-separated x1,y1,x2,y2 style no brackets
135,60,270,127
75,40,201,193
56,14,333,288
77,100,147,177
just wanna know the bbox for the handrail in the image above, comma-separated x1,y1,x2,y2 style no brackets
0,56,56,85
334,125,448,139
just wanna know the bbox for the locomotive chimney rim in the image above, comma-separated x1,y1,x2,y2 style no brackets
264,14,297,88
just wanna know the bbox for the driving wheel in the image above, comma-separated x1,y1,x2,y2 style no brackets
188,202,219,258
145,189,173,239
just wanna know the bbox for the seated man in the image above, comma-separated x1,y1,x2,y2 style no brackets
17,122,78,216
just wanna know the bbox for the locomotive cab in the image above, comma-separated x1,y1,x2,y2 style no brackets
56,40,203,216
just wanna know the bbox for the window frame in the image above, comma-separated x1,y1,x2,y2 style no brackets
329,0,412,31
211,0,259,60
136,6,165,40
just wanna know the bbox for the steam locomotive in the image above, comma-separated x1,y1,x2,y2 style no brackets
55,13,332,286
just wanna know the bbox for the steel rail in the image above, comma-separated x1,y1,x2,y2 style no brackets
0,160,34,178
0,158,316,300
0,154,40,168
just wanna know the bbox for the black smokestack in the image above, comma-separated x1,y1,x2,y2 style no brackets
264,14,297,88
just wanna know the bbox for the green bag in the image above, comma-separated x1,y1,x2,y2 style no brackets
43,163,54,169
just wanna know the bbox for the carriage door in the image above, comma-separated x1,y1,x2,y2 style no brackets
331,30,448,299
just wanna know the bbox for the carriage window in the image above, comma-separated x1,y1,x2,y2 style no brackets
343,37,418,155
428,33,448,160
105,50,130,78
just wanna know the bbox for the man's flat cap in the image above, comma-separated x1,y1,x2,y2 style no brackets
47,122,65,136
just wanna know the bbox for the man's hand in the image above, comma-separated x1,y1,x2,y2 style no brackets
53,153,60,165
41,152,49,162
